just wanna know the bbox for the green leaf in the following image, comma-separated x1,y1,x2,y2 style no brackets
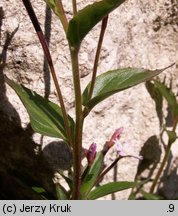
146,81,163,126
154,80,178,118
83,67,165,111
87,181,137,200
67,0,126,47
80,152,104,198
56,183,69,200
58,172,73,190
5,77,74,141
141,190,163,200
12,175,48,199
32,187,46,194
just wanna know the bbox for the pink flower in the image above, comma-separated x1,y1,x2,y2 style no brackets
115,139,143,160
104,127,143,160
84,143,97,165
103,127,124,154
108,127,124,148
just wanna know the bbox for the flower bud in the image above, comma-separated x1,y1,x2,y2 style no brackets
84,143,97,165
107,127,124,149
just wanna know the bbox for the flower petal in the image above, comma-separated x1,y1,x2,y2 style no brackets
115,139,126,156
115,140,143,160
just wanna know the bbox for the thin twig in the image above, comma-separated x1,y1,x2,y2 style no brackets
88,15,109,101
72,0,77,15
55,0,68,33
150,118,178,193
22,0,73,146
172,116,178,132
94,155,121,187
149,140,172,193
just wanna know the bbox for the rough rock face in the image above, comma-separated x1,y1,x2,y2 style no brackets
0,0,177,199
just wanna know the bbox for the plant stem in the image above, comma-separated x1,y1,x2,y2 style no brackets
149,140,172,193
88,16,108,101
94,155,121,186
72,0,77,15
22,0,73,146
56,0,68,33
172,116,178,132
70,47,83,199
150,118,177,193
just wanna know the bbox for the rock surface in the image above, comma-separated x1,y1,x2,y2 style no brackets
0,0,177,199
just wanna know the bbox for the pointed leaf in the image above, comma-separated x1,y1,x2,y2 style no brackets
32,187,46,194
67,0,126,47
154,80,178,117
82,67,167,111
31,187,51,199
80,152,104,198
56,183,69,200
87,181,137,200
5,77,74,141
58,172,73,190
146,81,163,126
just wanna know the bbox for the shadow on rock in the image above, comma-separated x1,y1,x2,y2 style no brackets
137,135,162,178
0,7,57,199
158,157,178,199
42,141,73,171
